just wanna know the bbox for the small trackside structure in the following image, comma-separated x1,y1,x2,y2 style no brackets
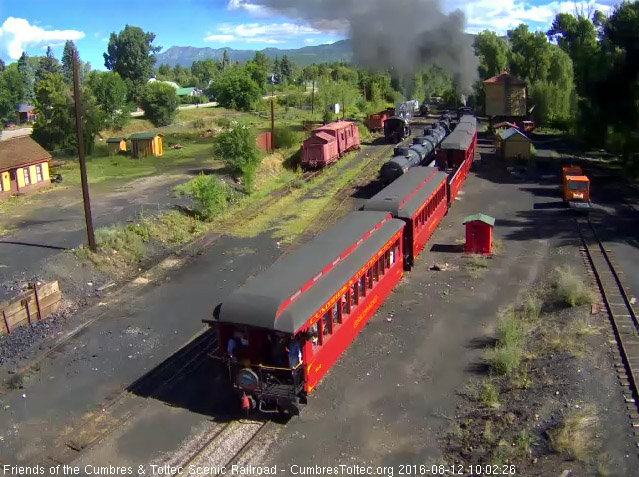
497,127,531,161
106,137,128,155
0,136,51,199
463,214,495,255
129,132,163,158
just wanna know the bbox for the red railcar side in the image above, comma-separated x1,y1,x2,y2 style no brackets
303,234,403,392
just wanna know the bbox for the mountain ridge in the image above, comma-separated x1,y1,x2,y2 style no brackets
155,40,353,68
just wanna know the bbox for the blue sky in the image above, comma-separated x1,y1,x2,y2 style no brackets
0,0,614,69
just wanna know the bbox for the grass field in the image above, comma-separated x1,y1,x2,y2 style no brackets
52,141,218,186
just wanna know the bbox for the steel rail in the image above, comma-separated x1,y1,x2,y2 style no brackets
577,217,639,409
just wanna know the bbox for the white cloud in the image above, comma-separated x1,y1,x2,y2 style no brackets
304,38,314,44
204,34,237,43
205,21,322,44
227,0,269,16
0,17,84,60
450,0,612,34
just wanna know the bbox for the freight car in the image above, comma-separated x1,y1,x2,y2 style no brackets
367,111,389,133
395,100,418,121
378,122,447,184
384,116,411,144
302,121,360,169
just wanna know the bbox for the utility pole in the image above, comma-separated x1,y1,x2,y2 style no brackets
271,81,275,149
72,49,96,252
311,79,315,118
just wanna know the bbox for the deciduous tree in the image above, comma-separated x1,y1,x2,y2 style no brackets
32,73,74,150
140,81,178,127
86,71,129,129
210,66,261,111
104,25,161,103
473,30,509,80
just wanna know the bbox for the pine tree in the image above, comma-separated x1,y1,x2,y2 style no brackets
17,52,35,103
220,50,230,72
61,40,76,84
36,46,61,82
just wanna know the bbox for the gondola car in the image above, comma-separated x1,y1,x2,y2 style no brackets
208,211,405,414
364,167,448,269
384,116,411,144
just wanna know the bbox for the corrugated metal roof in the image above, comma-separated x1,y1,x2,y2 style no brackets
176,87,196,96
499,127,529,141
463,214,495,226
216,211,404,333
306,132,335,144
483,72,526,86
16,103,35,113
129,132,162,140
106,137,126,143
0,136,50,172
317,121,354,131
364,167,447,218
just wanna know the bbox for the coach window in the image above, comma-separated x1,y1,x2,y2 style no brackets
310,322,319,348
359,276,366,298
385,250,391,269
373,262,379,283
322,310,332,339
333,301,340,326
351,282,358,306
342,291,350,316
367,268,373,289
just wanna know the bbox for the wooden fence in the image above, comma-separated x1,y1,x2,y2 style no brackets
0,281,61,335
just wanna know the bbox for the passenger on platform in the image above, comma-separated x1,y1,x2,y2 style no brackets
287,338,302,369
227,329,248,360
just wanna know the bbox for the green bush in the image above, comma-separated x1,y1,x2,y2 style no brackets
95,223,149,262
189,174,228,219
274,127,302,149
213,123,261,193
486,344,522,375
141,82,178,127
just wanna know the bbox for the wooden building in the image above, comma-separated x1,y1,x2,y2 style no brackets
16,104,36,124
106,137,127,155
129,132,163,158
497,127,531,160
0,136,51,199
483,72,527,118
463,214,495,255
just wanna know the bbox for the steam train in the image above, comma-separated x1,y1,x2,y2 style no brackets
205,112,478,414
383,100,421,144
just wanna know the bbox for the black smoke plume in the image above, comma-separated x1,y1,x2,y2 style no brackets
235,0,479,94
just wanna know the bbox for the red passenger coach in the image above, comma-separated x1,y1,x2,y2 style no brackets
209,211,404,414
364,167,448,268
447,154,473,204
437,115,477,170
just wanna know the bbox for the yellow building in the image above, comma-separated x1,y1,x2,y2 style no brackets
483,72,527,118
497,127,531,160
0,136,51,200
129,132,163,158
106,137,128,155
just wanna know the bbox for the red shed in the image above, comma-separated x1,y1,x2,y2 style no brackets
463,214,495,255
302,132,339,168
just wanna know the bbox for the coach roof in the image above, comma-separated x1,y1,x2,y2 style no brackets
216,211,404,333
364,167,448,219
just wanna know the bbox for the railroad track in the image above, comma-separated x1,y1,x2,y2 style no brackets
43,329,218,465
576,217,639,444
170,419,270,476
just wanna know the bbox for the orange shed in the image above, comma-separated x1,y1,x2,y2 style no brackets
463,214,495,255
129,132,163,158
